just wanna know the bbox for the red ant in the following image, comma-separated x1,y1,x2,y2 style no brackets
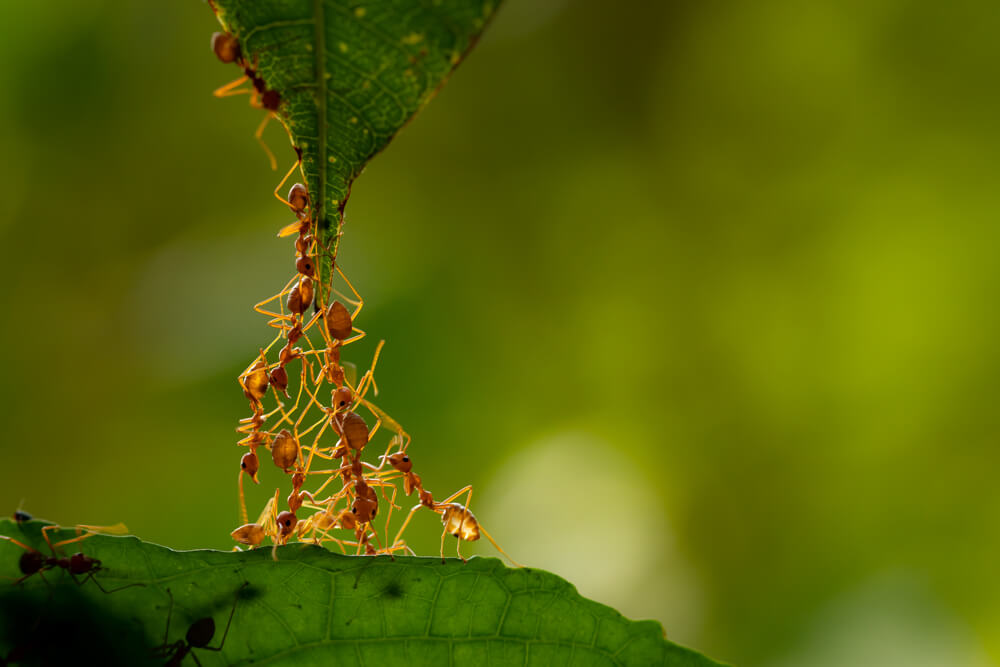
387,477,522,566
211,31,282,169
0,525,143,592
154,582,248,666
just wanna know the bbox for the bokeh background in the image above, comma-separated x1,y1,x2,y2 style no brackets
1,1,998,664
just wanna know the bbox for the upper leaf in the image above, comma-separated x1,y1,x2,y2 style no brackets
0,520,725,666
209,0,498,284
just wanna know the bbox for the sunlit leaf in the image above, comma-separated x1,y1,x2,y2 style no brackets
209,0,498,294
0,520,724,666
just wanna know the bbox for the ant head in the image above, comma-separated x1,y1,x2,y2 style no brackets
295,255,315,278
18,550,43,576
211,32,241,64
288,183,310,213
386,453,412,473
240,451,260,482
186,617,216,648
13,509,32,524
276,511,298,538
332,386,353,411
325,301,353,340
68,552,97,575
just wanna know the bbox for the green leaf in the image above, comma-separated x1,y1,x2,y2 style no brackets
0,520,724,666
208,0,498,293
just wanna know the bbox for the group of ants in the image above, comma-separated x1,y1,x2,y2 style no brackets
0,29,520,666
209,28,519,567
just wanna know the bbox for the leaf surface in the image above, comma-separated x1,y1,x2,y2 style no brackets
0,520,724,666
209,0,497,289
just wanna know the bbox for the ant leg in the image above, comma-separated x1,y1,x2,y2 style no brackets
238,469,249,526
273,159,303,210
436,486,474,507
0,534,34,552
50,530,97,551
41,524,96,553
74,570,145,594
203,582,249,652
255,112,278,170
477,524,524,568
162,589,175,645
213,75,251,98
336,264,365,321
392,504,427,550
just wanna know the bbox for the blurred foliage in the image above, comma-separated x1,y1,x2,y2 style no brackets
0,1,998,666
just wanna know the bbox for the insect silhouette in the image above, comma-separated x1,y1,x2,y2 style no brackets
154,582,249,666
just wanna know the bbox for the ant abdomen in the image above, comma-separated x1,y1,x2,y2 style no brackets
211,32,241,64
270,429,299,471
186,617,216,649
441,504,481,542
325,301,353,340
231,523,265,547
288,183,310,214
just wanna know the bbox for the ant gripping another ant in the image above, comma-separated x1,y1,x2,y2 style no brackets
154,582,249,667
0,524,143,593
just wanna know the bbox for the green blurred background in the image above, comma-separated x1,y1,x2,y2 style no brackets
1,1,998,664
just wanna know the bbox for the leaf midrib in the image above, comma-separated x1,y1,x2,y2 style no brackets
313,0,328,237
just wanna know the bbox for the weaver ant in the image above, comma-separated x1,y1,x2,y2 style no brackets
211,30,283,169
154,582,248,666
391,485,522,566
0,525,143,592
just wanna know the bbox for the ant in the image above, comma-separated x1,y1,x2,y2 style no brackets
154,582,248,666
211,31,282,169
390,483,522,567
0,525,143,592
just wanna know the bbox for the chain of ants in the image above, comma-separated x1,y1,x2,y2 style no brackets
211,31,519,566
0,27,520,666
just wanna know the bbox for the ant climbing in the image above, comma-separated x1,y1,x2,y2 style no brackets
154,582,248,666
0,525,144,592
211,30,283,169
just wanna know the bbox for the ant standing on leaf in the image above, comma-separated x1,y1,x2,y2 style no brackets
154,582,249,666
0,524,144,593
